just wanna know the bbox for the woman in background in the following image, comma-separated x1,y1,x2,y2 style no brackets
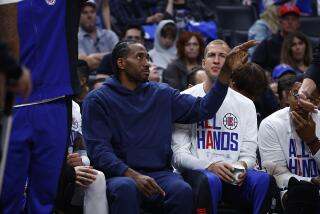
248,4,279,60
281,31,313,74
163,31,205,91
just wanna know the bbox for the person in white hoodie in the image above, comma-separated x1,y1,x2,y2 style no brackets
56,101,109,214
172,39,272,214
258,81,320,213
149,19,178,78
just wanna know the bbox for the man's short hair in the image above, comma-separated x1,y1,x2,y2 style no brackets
122,24,145,40
111,40,138,76
204,39,231,57
277,73,302,100
232,63,268,100
82,0,96,10
187,66,205,86
77,60,90,80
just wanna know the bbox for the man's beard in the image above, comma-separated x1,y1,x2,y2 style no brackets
82,24,95,33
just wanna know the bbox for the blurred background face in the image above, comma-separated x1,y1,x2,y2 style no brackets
288,82,320,116
202,43,229,81
124,29,144,44
291,37,306,61
160,35,174,49
184,36,200,60
148,64,160,82
80,6,96,33
280,14,300,35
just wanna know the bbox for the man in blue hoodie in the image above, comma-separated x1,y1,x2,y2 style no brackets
82,40,256,214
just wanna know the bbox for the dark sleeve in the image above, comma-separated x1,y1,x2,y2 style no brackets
163,63,184,91
82,95,129,177
171,80,228,123
155,0,168,13
252,39,271,72
0,42,22,83
305,43,320,89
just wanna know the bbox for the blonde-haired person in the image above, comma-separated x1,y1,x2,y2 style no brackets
281,31,312,74
248,4,280,60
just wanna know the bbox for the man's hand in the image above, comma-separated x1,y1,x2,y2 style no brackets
74,166,97,187
124,168,165,198
290,111,316,143
233,161,247,186
67,153,83,167
146,13,164,23
79,53,104,70
8,67,32,99
207,162,234,183
298,78,317,112
218,40,257,85
236,171,247,186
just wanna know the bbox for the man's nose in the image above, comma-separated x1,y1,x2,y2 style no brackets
213,56,219,63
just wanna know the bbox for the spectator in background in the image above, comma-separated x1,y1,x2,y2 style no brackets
281,31,312,74
248,4,279,60
230,62,274,125
94,0,111,29
186,66,207,88
271,64,299,106
298,43,320,112
259,0,315,16
56,101,108,214
95,24,146,81
276,73,298,108
74,60,90,109
78,0,119,71
149,20,178,78
109,0,164,32
258,81,320,213
172,40,273,214
230,63,269,102
163,0,215,32
252,3,300,73
122,24,145,45
163,31,205,91
148,63,161,82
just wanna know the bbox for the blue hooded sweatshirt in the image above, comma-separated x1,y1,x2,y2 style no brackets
82,77,228,177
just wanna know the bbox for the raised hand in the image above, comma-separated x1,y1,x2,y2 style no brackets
218,40,257,85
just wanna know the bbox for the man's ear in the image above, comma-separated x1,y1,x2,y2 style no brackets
202,58,206,68
117,58,126,70
229,80,235,88
79,76,87,86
